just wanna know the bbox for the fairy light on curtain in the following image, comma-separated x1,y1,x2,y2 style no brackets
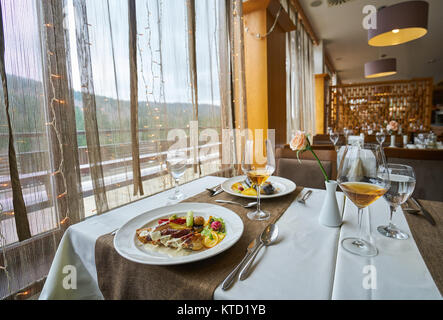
128,0,144,197
194,0,226,177
230,0,248,172
136,0,168,194
72,0,109,214
0,0,81,299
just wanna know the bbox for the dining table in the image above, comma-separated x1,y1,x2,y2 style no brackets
39,175,442,300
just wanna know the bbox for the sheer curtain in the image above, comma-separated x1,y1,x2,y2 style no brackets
0,0,240,299
285,0,316,141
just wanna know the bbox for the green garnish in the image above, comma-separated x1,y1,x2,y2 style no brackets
186,211,194,227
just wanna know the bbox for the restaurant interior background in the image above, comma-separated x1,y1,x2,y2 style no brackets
0,0,442,300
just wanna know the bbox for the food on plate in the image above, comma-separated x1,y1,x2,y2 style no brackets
136,212,226,252
231,177,276,196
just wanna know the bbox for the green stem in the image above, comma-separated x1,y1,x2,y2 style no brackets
307,145,330,182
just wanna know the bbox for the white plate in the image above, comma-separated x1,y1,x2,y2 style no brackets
114,202,244,265
221,176,296,199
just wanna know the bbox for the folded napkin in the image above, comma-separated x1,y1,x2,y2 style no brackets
95,186,303,300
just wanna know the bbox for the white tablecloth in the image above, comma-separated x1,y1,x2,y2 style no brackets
39,176,441,300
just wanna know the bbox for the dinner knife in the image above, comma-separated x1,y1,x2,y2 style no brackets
410,197,436,226
221,237,258,290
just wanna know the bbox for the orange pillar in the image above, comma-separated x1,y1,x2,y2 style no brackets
243,1,270,140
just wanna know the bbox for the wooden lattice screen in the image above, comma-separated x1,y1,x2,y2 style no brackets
326,78,433,133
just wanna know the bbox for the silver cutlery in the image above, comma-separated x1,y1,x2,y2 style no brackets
297,190,313,204
206,185,221,195
221,237,258,291
410,197,436,226
211,188,224,197
238,224,279,281
215,200,257,208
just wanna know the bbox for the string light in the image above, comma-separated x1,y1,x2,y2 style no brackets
56,192,67,199
60,217,69,225
244,5,282,39
16,290,30,297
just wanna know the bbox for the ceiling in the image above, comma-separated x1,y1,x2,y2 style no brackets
299,0,443,85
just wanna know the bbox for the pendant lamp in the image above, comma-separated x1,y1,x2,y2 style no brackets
368,1,428,47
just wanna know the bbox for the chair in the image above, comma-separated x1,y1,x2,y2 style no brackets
384,148,443,201
275,145,337,189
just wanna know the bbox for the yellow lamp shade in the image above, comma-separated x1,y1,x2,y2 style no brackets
364,58,397,79
368,1,428,47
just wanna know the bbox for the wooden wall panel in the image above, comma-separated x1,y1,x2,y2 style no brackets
327,78,433,133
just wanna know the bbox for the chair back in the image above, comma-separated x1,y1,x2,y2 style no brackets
275,145,337,189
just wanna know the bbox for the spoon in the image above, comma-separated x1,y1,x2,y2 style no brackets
297,190,313,204
215,200,257,208
238,224,279,281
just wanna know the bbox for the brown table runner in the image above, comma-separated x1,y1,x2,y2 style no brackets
402,199,443,296
95,186,304,300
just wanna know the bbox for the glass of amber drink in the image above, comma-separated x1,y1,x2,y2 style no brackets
337,144,390,257
242,139,275,221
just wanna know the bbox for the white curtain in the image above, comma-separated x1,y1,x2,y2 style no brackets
285,1,316,141
0,0,238,299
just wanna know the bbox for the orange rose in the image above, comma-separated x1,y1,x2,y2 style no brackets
290,131,309,151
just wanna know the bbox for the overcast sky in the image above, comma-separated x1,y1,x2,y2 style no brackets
2,0,221,105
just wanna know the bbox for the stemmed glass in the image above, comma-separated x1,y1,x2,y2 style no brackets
377,164,416,240
329,130,339,151
166,149,187,201
337,144,390,257
376,130,386,146
241,139,275,221
344,128,352,145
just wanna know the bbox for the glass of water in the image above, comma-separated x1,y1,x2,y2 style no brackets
376,131,386,146
377,164,416,240
166,149,187,201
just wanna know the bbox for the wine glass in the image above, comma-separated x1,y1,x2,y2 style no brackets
376,130,386,146
337,143,390,257
329,130,339,151
377,164,416,240
166,149,187,201
241,139,275,221
344,128,352,145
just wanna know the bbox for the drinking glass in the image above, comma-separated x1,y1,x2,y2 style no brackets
344,128,352,145
337,144,390,257
241,139,275,221
329,130,339,151
166,149,187,201
376,131,386,146
377,164,416,240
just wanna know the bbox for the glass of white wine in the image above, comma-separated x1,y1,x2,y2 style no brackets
337,144,390,257
377,164,416,240
241,139,275,221
166,149,187,201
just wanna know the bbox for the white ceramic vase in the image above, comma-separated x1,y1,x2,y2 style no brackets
318,180,342,227
390,135,396,147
